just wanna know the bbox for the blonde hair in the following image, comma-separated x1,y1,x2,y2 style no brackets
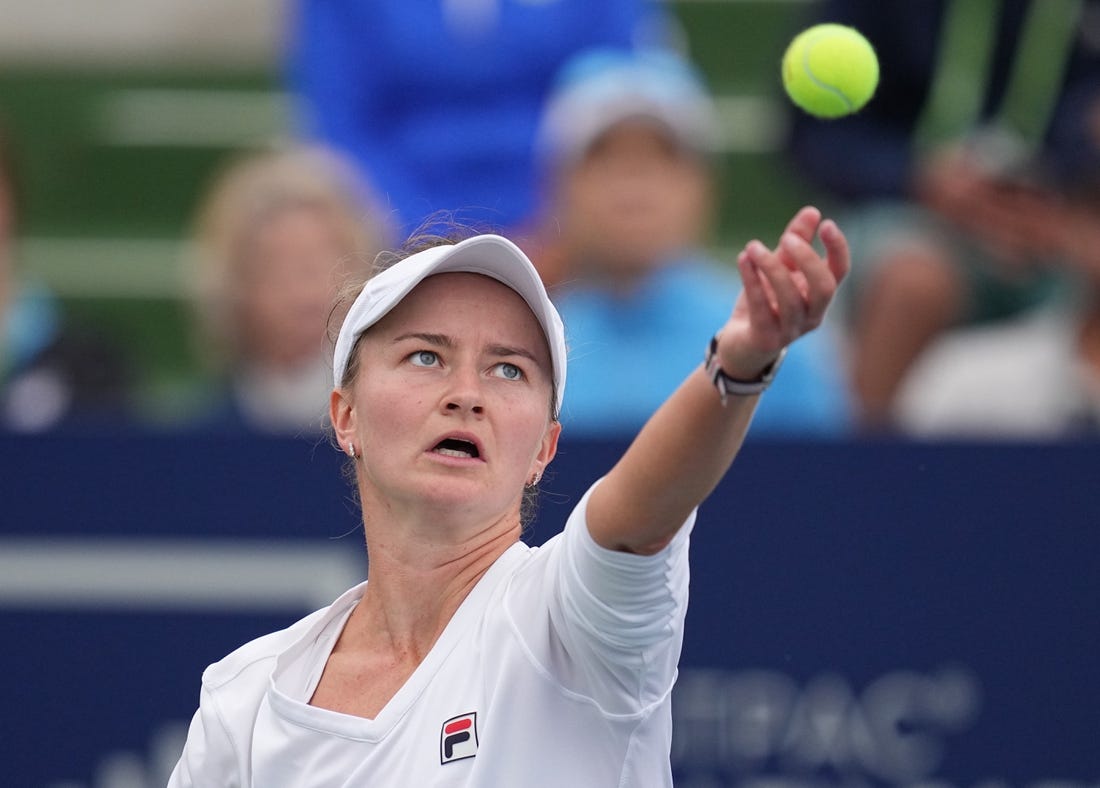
191,145,392,367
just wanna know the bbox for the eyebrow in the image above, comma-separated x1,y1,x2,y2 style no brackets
393,332,453,349
487,344,540,365
392,332,541,365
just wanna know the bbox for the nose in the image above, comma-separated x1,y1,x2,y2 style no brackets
445,397,484,415
443,366,484,415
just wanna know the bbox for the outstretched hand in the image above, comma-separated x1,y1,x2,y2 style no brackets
715,206,849,379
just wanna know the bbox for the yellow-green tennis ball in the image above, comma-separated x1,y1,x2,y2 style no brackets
782,23,879,118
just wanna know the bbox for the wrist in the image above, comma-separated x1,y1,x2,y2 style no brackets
704,335,787,405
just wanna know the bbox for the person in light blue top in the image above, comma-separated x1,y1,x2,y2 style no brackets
556,256,849,435
534,48,853,436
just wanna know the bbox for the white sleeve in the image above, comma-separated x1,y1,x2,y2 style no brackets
167,685,242,788
508,481,694,715
558,481,693,652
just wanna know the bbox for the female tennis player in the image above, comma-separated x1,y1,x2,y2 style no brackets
169,205,848,786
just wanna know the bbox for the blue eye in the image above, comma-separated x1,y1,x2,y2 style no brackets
410,350,439,367
494,362,524,381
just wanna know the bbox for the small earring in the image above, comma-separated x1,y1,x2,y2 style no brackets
347,442,356,459
529,470,542,486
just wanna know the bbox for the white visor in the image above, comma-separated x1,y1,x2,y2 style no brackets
332,234,566,416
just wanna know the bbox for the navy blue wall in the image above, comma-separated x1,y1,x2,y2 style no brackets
2,431,1097,786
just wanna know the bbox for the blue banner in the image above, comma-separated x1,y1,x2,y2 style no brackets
2,431,1097,786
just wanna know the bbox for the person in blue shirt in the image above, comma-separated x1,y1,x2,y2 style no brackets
286,0,670,238
533,49,853,436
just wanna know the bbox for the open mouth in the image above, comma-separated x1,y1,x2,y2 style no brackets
432,438,480,459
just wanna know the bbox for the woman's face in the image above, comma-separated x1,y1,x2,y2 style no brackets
235,205,348,368
335,272,560,531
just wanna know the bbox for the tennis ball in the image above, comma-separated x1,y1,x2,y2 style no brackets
782,23,879,118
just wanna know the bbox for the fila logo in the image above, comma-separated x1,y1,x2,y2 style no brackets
440,712,478,764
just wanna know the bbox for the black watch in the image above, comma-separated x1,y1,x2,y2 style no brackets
704,334,787,405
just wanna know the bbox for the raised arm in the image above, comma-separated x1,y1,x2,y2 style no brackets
586,207,850,554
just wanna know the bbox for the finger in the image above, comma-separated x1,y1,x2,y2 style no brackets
737,252,781,331
741,245,779,314
774,207,823,273
780,232,834,322
818,219,851,284
746,240,805,333
784,205,823,245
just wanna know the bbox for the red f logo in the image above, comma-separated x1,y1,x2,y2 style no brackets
440,712,478,764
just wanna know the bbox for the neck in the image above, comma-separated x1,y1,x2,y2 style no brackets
346,508,521,658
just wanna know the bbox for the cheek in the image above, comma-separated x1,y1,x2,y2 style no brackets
360,385,423,436
502,403,555,463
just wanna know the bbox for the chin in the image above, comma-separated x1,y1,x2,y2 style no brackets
423,483,520,523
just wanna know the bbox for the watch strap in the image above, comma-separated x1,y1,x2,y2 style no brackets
704,335,787,405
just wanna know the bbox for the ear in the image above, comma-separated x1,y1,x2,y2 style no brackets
330,388,357,455
530,420,561,481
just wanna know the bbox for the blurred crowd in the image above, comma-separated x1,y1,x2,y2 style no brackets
3,0,1099,440
789,0,1100,437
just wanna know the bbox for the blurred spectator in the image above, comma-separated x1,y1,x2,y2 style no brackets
535,48,853,437
786,0,1100,430
286,0,673,238
189,145,390,434
895,92,1100,438
0,120,135,432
